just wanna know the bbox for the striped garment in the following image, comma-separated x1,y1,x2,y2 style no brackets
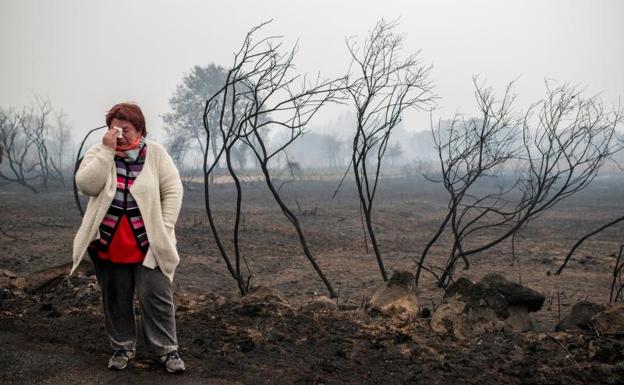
96,140,149,252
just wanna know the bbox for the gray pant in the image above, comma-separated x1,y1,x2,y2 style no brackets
89,249,178,356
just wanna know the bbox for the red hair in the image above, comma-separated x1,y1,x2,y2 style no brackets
105,103,147,137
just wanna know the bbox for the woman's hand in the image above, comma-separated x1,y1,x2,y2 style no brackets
102,127,118,150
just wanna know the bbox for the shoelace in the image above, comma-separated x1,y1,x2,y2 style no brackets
113,350,131,358
164,351,181,361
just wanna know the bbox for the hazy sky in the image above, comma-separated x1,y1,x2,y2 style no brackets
1,0,622,142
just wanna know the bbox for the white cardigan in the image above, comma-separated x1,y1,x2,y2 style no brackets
70,139,183,282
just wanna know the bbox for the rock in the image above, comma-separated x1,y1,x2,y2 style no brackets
505,305,533,332
301,296,337,312
479,273,545,312
556,301,605,332
443,277,509,318
591,303,624,334
366,271,420,316
387,271,417,290
430,299,504,338
431,280,507,339
431,274,544,339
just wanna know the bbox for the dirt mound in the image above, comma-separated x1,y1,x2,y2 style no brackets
556,301,605,332
591,303,624,335
431,274,545,339
1,263,100,318
232,286,292,318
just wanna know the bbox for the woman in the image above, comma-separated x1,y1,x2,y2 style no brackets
70,102,185,373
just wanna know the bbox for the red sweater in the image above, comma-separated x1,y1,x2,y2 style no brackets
90,213,146,263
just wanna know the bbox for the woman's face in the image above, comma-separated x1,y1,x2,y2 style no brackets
110,118,141,146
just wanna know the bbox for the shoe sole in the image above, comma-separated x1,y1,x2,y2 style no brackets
162,360,185,374
108,352,134,370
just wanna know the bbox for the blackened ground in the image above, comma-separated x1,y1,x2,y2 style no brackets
2,275,624,385
1,175,624,384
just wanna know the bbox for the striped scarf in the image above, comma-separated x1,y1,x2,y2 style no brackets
97,140,149,252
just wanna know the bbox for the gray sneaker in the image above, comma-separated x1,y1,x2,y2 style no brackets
107,349,135,370
159,351,185,373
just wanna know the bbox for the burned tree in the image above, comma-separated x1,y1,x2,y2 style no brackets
0,107,39,192
202,22,343,297
0,98,70,192
416,79,622,288
415,78,521,286
346,19,434,281
608,245,624,303
23,98,67,187
322,134,344,170
49,110,73,185
555,213,624,275
165,134,198,190
166,134,191,168
555,131,624,275
73,124,107,216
